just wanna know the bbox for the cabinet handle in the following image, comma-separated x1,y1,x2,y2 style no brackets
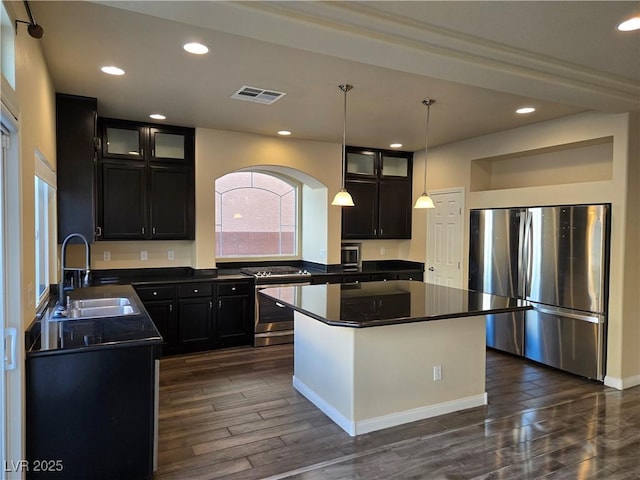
380,228,383,235
141,148,144,157
209,301,213,309
194,289,199,293
142,227,145,235
152,227,156,235
169,304,173,312
373,229,377,236
95,226,102,237
231,287,236,291
218,300,222,308
152,149,155,157
153,291,158,296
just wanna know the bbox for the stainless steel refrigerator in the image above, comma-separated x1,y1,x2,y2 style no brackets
469,205,609,380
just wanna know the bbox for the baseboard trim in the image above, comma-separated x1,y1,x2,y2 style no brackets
293,376,487,437
604,374,640,390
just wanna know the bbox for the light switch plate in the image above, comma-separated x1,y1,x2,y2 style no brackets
168,250,175,260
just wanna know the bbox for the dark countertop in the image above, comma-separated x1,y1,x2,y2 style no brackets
88,261,424,286
259,280,531,328
27,285,162,357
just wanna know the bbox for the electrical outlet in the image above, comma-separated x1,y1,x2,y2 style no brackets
380,247,386,255
103,251,111,262
168,250,175,260
320,249,327,259
140,250,148,261
433,365,442,381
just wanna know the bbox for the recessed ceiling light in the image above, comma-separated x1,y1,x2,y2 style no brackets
617,17,640,31
277,130,292,136
516,107,536,114
149,114,166,120
183,42,209,55
100,66,125,76
390,143,403,148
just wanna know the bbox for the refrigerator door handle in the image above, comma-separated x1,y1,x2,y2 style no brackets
520,209,532,299
533,304,602,324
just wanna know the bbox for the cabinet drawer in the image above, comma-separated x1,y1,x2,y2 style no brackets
178,282,213,298
135,285,175,302
217,282,252,296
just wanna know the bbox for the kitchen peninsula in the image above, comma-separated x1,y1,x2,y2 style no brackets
260,281,530,436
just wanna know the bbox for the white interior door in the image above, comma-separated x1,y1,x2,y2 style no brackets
425,189,464,287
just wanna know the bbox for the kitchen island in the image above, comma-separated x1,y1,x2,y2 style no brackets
260,281,530,436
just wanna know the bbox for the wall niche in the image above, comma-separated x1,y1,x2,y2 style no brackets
470,137,613,192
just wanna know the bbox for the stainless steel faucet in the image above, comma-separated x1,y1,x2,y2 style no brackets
59,233,91,307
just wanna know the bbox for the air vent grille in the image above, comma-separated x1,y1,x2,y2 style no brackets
231,85,286,104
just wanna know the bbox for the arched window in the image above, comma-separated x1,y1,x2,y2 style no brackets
215,171,298,258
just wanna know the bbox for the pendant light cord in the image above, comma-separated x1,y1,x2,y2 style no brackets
339,84,353,190
422,99,435,194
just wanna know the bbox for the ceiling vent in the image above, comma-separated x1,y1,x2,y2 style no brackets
231,85,286,104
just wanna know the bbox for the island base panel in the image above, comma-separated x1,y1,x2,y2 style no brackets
293,312,487,436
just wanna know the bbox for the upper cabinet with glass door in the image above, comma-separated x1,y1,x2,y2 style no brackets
101,119,146,161
149,126,194,164
345,147,411,180
99,118,194,165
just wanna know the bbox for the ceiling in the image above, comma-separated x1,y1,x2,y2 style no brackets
28,1,640,152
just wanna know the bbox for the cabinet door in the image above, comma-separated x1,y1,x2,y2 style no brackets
100,163,147,240
149,166,194,239
217,295,252,347
342,180,378,239
56,94,98,243
345,148,377,177
378,180,412,239
177,298,214,353
149,126,194,164
100,119,146,160
143,300,175,354
380,152,411,178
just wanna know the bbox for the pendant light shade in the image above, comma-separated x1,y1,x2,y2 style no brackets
331,84,355,207
414,99,436,209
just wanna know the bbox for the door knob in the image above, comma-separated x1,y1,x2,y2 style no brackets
428,267,435,271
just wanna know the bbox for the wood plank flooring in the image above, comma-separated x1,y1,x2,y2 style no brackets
154,345,640,479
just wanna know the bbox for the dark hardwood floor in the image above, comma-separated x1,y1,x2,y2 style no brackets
155,345,640,480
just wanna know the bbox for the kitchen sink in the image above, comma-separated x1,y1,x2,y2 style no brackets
53,298,140,321
70,297,132,309
64,305,139,320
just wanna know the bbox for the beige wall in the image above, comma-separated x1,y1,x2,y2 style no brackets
9,2,57,326
408,111,639,387
194,128,343,267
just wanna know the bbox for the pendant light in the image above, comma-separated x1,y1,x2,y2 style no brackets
331,84,355,207
414,99,436,209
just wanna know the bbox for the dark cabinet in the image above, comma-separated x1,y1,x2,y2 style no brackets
26,345,158,479
100,163,147,240
342,180,377,239
136,285,177,354
177,297,214,352
176,282,215,353
56,94,98,243
216,281,253,347
342,146,413,239
136,280,254,356
97,118,195,240
149,165,194,239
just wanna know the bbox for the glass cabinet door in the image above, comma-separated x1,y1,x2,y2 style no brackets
381,154,409,178
346,150,376,176
150,128,188,162
103,126,144,160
